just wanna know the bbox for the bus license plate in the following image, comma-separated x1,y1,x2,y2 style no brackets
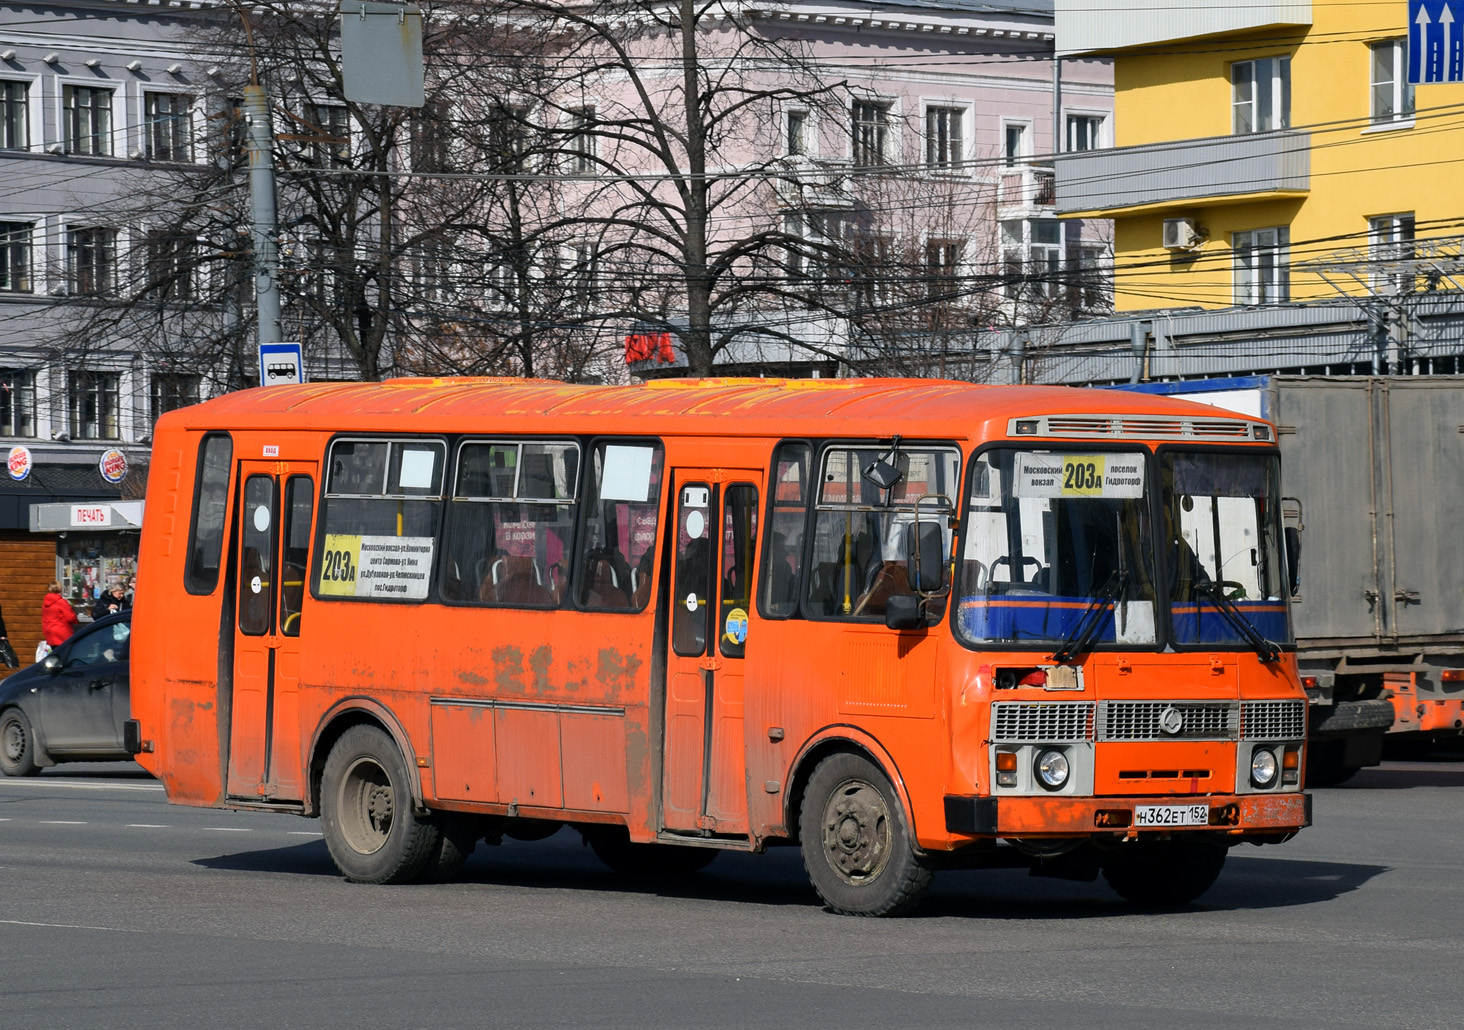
1134,804,1209,827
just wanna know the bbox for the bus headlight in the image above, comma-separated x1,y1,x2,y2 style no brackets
1034,748,1070,791
1250,748,1279,789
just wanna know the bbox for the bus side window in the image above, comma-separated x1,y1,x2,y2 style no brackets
576,441,664,612
759,441,809,618
719,484,758,658
441,440,579,608
280,475,314,636
315,438,445,602
184,433,233,595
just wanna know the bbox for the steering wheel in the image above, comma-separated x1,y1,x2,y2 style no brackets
990,555,1042,582
1218,580,1247,600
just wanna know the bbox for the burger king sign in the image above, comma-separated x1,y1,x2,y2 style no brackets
7,445,31,481
99,448,129,485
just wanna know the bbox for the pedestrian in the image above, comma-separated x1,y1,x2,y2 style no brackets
42,581,78,650
122,576,136,608
0,599,13,669
91,579,123,621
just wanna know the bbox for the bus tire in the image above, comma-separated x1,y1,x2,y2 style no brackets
0,708,40,777
421,815,480,883
320,725,441,885
585,826,720,877
799,752,932,916
1101,838,1228,907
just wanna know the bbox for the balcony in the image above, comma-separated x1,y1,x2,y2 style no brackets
997,165,1056,217
1053,131,1310,216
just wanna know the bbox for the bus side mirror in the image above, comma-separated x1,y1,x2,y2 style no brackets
885,594,922,630
905,520,946,594
1284,526,1302,597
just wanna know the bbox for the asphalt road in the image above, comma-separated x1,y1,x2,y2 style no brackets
2,758,1462,1029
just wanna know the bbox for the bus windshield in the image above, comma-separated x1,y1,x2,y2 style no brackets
1163,450,1292,648
956,449,1157,647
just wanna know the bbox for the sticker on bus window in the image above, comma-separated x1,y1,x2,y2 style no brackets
601,445,655,502
398,448,437,490
319,533,433,599
1013,453,1144,499
724,607,748,645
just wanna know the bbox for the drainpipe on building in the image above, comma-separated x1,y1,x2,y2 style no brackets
1008,331,1028,385
1129,321,1150,384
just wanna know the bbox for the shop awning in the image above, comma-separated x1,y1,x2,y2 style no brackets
29,501,144,532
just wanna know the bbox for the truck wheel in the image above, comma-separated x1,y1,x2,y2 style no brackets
0,708,40,777
1102,839,1227,907
799,752,932,916
320,725,441,884
585,826,719,876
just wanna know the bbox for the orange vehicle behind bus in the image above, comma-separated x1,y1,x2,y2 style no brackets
129,377,1310,914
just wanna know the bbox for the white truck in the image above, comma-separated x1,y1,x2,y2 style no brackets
1124,376,1464,784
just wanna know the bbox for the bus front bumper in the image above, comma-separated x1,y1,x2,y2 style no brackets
943,792,1311,838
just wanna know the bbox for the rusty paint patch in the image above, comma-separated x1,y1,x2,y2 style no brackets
624,723,649,797
528,645,553,695
457,668,490,687
493,645,527,693
596,648,643,698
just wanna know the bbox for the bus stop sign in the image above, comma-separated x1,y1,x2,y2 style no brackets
1410,0,1464,83
259,342,305,387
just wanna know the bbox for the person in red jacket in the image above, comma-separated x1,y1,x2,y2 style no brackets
41,582,78,648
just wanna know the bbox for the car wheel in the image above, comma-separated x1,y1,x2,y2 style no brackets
0,708,41,777
319,725,441,884
799,752,932,916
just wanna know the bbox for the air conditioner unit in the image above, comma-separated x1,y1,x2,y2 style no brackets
1163,217,1200,250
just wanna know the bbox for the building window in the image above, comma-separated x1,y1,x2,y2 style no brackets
1232,57,1290,134
852,100,890,167
150,373,200,422
0,221,32,292
1001,218,1063,301
566,107,596,173
64,84,113,155
1,368,37,437
1233,227,1289,304
1066,114,1103,151
785,109,807,157
1,80,28,150
563,242,598,309
784,210,848,285
850,232,893,310
311,104,350,167
925,238,962,300
144,229,194,301
144,92,192,161
68,227,116,296
1370,213,1415,293
68,370,121,440
925,106,964,168
1004,122,1028,166
1370,39,1415,123
488,105,529,173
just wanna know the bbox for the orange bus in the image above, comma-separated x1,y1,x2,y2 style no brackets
129,377,1310,914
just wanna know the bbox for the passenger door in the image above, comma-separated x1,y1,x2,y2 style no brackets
226,462,316,801
661,472,759,837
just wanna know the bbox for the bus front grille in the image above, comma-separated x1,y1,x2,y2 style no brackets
1098,700,1238,741
1241,700,1307,740
991,702,1095,742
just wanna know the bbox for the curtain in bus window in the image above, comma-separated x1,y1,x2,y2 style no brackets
442,441,579,607
1164,451,1291,646
577,442,663,611
280,475,313,636
185,433,232,595
956,449,1157,646
316,439,444,601
805,445,959,619
760,442,809,618
720,484,758,657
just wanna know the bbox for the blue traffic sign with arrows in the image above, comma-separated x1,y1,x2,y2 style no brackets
1410,0,1463,84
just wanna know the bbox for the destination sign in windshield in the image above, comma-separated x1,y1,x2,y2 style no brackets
1013,453,1145,499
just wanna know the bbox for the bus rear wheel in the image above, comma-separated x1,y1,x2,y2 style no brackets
320,725,441,884
799,752,932,916
1101,838,1228,907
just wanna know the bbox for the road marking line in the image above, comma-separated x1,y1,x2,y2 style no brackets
0,780,162,792
126,824,169,828
204,827,251,832
40,820,86,825
0,919,145,934
287,831,322,837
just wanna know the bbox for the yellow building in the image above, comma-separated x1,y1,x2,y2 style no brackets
1052,0,1462,312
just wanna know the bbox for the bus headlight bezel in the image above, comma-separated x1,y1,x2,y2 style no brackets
1250,747,1279,789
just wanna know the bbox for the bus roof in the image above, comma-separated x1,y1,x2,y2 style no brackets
160,377,1264,440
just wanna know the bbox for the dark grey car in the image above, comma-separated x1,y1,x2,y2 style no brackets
0,611,132,776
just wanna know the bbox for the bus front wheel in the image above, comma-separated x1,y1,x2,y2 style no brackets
1101,838,1228,907
320,725,441,884
799,752,932,916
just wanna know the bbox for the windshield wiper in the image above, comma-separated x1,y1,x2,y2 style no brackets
1050,569,1129,665
1192,575,1281,663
